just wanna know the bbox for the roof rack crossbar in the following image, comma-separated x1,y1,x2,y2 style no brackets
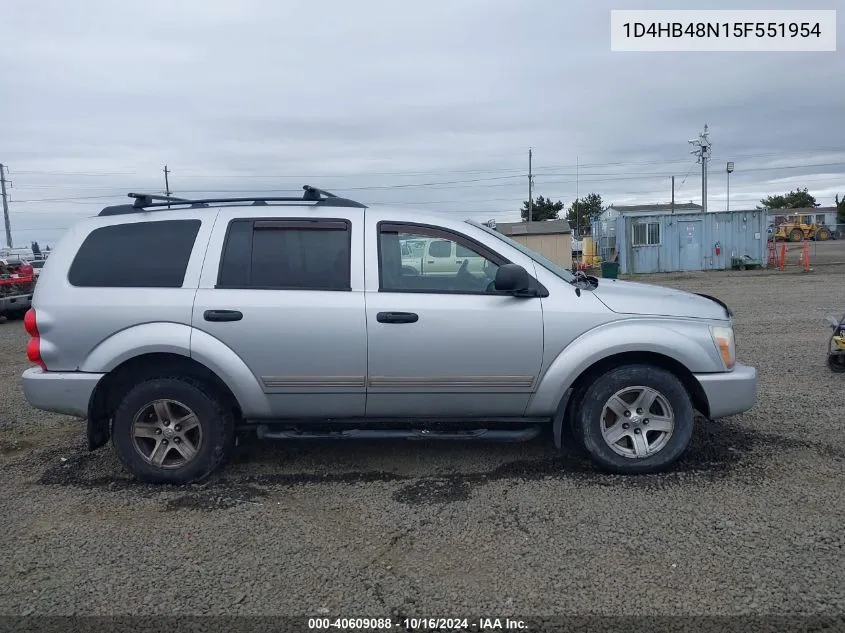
98,185,366,216
128,192,192,208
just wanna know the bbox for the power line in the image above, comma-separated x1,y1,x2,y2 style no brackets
7,158,845,207
10,159,845,196
9,148,845,179
12,226,71,232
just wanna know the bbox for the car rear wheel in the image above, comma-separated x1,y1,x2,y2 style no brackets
575,364,694,474
112,377,235,484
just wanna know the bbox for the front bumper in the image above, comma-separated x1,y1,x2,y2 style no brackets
21,367,104,418
693,363,757,419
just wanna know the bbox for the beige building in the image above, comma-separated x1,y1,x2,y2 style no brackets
494,219,573,268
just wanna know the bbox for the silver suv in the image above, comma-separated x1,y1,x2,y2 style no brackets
21,186,757,483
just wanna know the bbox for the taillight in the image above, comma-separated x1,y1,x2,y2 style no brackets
24,308,46,370
24,308,38,337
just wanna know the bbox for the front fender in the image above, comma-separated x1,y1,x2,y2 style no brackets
526,318,724,416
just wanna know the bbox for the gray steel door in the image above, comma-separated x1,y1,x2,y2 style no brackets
679,221,702,271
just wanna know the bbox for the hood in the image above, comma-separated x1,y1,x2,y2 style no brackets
592,279,731,320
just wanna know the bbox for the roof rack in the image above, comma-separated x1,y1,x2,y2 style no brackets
98,185,366,216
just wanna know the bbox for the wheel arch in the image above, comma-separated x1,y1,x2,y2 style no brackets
565,351,709,418
552,351,710,449
86,352,242,451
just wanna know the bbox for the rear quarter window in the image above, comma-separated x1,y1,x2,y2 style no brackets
67,220,202,288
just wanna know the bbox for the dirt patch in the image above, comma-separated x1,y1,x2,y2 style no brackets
30,418,845,511
0,438,32,455
165,484,268,511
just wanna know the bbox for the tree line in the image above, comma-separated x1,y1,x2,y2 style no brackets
520,186,845,233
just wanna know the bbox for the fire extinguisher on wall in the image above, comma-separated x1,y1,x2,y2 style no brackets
715,241,722,256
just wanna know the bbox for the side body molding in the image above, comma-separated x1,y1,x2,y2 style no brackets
526,318,725,416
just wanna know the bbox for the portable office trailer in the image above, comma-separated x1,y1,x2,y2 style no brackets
612,209,767,274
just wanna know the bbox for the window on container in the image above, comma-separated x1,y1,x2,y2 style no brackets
68,220,201,287
632,221,660,246
632,223,646,245
217,219,351,291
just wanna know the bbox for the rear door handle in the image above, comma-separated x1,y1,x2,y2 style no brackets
204,309,243,322
376,311,419,324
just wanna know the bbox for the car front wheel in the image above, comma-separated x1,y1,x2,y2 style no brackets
575,364,694,474
111,377,235,484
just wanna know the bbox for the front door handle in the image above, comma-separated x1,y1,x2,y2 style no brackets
376,311,419,324
204,309,243,322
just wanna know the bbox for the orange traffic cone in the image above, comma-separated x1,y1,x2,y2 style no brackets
778,242,786,271
802,240,811,272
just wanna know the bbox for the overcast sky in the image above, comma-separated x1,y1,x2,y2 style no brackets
1,0,843,247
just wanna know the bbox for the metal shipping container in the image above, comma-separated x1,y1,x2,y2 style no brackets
614,209,767,274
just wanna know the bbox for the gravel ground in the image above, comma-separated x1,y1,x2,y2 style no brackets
1,267,844,621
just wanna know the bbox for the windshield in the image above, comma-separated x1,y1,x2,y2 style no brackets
467,220,576,282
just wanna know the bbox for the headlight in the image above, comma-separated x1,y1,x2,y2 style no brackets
710,325,735,370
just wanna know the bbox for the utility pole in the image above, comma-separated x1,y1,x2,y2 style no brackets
0,164,12,248
527,148,533,224
671,176,675,215
688,124,712,213
576,155,580,237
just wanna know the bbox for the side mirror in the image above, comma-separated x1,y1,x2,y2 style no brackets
494,264,533,295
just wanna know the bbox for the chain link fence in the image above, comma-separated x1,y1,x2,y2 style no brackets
766,222,845,267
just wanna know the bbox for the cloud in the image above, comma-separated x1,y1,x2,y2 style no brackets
1,0,843,246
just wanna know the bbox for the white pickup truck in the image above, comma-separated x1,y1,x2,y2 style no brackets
400,236,489,277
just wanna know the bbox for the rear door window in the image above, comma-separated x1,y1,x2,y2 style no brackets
217,218,351,291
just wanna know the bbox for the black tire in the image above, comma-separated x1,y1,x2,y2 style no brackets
828,353,845,373
111,376,235,484
4,310,26,321
575,364,694,474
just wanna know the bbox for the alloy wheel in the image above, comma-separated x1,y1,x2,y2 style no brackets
131,399,203,469
599,386,675,459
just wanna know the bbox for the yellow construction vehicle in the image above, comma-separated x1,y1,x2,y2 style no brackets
773,214,833,242
827,314,845,373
